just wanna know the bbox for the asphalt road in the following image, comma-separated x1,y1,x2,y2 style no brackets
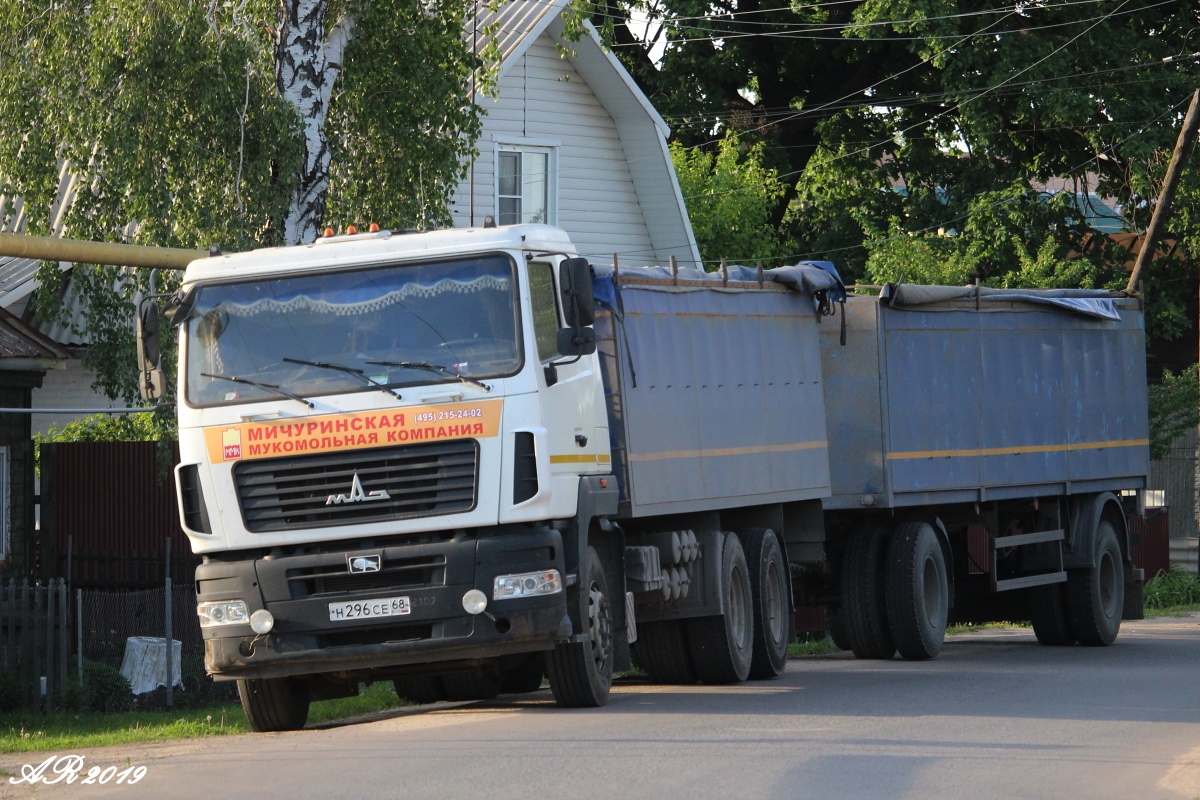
6,615,1200,800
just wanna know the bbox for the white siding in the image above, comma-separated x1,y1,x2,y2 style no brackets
451,36,657,266
30,360,122,437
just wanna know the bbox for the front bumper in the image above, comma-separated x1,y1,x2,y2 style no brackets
196,527,570,680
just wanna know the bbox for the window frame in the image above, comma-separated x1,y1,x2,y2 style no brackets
494,140,558,226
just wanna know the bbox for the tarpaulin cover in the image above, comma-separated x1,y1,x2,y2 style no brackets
591,261,846,310
880,283,1122,320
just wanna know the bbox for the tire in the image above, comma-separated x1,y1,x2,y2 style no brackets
839,526,895,660
741,528,790,679
1067,520,1124,646
635,620,697,684
826,606,852,651
884,521,949,660
546,546,614,707
687,533,753,684
441,666,501,701
1028,582,1074,646
501,656,545,694
393,675,447,705
237,677,310,732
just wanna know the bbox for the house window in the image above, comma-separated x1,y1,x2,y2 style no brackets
497,148,552,225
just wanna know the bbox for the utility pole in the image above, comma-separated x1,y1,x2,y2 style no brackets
1126,89,1200,294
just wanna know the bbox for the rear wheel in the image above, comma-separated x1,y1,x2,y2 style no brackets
635,620,696,684
826,606,851,651
441,665,501,701
840,526,895,660
237,677,310,732
1067,520,1123,646
546,546,614,707
741,528,790,679
1028,582,1074,646
501,656,545,694
393,675,446,705
688,533,753,684
884,521,949,661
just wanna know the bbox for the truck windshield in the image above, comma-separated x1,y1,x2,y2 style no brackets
184,254,522,408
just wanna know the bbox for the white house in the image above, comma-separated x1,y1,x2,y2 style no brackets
0,0,698,434
455,0,699,268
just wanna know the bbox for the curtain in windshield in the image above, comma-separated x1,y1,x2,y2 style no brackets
185,254,521,408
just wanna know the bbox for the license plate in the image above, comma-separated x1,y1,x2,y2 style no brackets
328,596,411,622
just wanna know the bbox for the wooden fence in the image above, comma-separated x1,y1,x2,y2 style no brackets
0,579,69,711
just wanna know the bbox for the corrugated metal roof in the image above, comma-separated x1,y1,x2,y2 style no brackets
471,0,569,69
0,305,69,361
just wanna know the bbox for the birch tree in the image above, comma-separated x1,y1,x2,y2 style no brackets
0,0,485,400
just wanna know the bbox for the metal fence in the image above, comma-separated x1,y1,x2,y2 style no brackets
0,579,70,712
1149,427,1198,540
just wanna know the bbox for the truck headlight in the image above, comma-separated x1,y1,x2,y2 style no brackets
197,600,249,627
493,570,563,600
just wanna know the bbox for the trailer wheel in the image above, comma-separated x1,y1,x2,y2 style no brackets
237,677,310,732
546,546,613,707
825,606,852,651
635,621,697,683
1067,520,1123,646
1028,583,1074,646
441,666,501,701
501,655,546,694
840,526,895,660
741,528,790,679
884,521,949,660
688,533,753,684
393,676,447,705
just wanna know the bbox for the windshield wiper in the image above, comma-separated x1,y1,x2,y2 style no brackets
366,360,492,393
201,373,315,408
282,357,403,401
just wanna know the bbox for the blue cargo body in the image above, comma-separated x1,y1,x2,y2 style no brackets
819,289,1150,510
595,271,832,518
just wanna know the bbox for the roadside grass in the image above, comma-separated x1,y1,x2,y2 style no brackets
788,634,841,657
0,683,406,754
1144,568,1200,616
947,621,1030,636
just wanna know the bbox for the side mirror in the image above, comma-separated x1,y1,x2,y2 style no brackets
163,286,198,326
136,298,165,402
559,258,595,328
556,326,596,357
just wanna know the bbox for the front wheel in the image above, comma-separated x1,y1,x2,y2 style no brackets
884,521,949,661
1028,582,1074,646
237,677,310,732
840,526,895,660
1067,520,1123,646
546,546,613,707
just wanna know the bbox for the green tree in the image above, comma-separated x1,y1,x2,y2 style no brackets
0,0,486,402
595,0,1200,296
671,132,794,264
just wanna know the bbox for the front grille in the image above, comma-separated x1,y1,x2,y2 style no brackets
234,440,479,532
286,554,447,599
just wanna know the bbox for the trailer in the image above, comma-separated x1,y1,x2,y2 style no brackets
813,284,1149,657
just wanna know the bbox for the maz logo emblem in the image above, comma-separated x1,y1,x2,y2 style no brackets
348,555,382,574
326,472,391,506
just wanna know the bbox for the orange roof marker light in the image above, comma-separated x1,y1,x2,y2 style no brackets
346,225,358,235
323,227,335,238
369,223,380,233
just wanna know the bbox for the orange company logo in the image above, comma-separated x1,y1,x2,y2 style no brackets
221,428,242,461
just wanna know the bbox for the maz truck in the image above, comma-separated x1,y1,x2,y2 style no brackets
112,223,1148,730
